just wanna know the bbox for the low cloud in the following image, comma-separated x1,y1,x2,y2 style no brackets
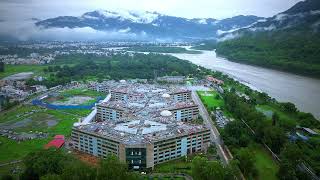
217,32,240,42
0,20,147,41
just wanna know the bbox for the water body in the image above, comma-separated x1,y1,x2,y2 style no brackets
170,50,320,119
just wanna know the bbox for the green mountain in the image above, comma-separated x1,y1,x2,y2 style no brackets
216,0,320,78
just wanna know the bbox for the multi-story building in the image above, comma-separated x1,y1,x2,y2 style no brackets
71,121,210,170
71,83,211,170
110,90,129,101
169,103,199,122
170,90,191,102
96,102,125,121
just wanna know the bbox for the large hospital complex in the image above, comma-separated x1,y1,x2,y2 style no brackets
71,82,211,170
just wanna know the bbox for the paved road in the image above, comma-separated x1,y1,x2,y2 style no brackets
192,91,232,165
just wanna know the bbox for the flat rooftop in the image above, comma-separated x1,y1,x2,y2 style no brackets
74,82,208,145
74,120,208,145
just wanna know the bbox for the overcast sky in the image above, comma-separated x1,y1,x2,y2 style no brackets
0,0,302,21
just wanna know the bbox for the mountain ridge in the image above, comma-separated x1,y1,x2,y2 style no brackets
215,0,320,78
35,10,263,40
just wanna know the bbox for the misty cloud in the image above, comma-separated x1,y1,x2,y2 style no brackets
0,21,147,41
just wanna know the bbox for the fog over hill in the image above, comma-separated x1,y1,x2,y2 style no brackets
0,10,262,42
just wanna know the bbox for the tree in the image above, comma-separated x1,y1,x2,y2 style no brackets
222,120,251,148
59,161,96,180
280,143,303,166
235,148,256,177
276,143,306,180
22,149,71,179
272,112,279,126
191,156,229,180
0,62,4,72
1,174,13,180
277,159,298,180
263,126,287,154
97,155,134,180
281,102,297,113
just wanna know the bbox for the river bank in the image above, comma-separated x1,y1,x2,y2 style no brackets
169,50,320,119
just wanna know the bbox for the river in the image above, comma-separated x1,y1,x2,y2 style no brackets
170,50,320,119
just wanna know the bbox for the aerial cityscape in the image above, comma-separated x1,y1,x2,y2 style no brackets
0,0,319,180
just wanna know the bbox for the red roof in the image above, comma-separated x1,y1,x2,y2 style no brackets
54,135,65,140
45,139,65,149
207,76,224,84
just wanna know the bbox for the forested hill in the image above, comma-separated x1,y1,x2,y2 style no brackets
216,30,320,77
215,0,320,78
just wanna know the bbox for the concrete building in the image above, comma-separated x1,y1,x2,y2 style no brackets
170,90,191,102
157,76,186,84
169,103,199,122
71,83,210,170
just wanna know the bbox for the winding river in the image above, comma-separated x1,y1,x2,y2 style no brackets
170,50,320,119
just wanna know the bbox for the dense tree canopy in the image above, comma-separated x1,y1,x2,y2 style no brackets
19,149,138,180
191,156,236,180
27,53,209,88
216,31,320,78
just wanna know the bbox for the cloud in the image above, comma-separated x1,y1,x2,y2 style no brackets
217,33,241,42
0,20,148,41
0,0,303,21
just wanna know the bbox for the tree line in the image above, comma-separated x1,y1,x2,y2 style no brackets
221,90,320,179
27,53,208,88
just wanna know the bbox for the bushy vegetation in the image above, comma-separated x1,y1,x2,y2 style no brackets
6,149,139,180
216,31,320,77
221,90,320,179
191,156,238,180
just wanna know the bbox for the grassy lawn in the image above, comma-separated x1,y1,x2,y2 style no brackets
61,88,106,98
0,64,47,79
197,91,224,109
197,90,234,118
256,104,297,128
0,105,41,123
249,144,279,180
0,137,48,164
0,105,81,135
0,104,83,166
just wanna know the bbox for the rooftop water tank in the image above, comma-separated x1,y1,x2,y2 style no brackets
160,110,172,117
162,93,171,98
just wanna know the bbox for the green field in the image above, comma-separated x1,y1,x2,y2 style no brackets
42,88,106,109
0,105,83,135
0,103,92,166
256,104,297,128
61,88,105,97
0,137,48,164
250,145,279,180
197,91,224,109
0,64,47,79
197,90,234,118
